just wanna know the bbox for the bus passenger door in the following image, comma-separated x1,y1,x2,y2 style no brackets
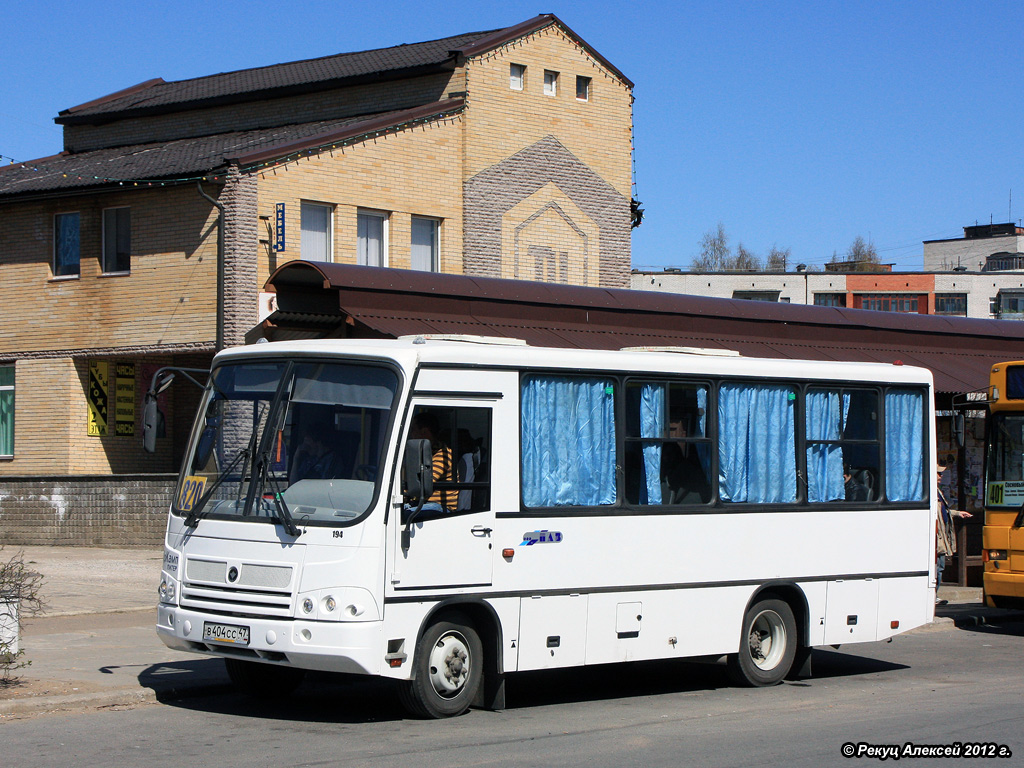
391,397,498,590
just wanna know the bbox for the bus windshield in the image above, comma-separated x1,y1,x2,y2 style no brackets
173,359,399,527
986,413,1024,507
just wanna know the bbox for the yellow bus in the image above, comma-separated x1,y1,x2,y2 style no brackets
983,361,1024,608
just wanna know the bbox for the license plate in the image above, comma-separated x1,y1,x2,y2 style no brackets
203,621,250,646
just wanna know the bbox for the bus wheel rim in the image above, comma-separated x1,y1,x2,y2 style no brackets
749,609,786,670
427,630,471,698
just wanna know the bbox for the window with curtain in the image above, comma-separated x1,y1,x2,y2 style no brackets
521,375,616,507
357,211,386,267
718,383,796,504
885,388,925,501
54,212,80,277
411,217,439,272
806,388,879,502
0,365,13,457
102,207,130,273
300,202,332,262
624,380,711,506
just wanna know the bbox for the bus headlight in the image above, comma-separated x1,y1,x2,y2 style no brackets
983,549,1007,561
158,576,178,605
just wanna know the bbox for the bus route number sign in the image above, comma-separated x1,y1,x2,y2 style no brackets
987,481,1024,506
178,476,207,512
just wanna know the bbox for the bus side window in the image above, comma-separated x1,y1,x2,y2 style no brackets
406,405,491,518
624,380,712,507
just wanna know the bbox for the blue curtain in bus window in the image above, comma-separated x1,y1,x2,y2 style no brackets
718,383,796,503
806,390,850,502
521,376,616,506
640,383,664,504
885,389,924,501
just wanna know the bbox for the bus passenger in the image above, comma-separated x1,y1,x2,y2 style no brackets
936,462,972,604
410,411,454,512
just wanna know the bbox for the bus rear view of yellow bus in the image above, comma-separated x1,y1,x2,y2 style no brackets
983,361,1024,608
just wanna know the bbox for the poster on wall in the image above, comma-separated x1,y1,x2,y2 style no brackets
115,362,136,436
87,361,109,436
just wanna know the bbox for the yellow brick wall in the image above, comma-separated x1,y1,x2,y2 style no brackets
254,115,464,285
4,358,74,473
464,26,633,198
0,187,219,357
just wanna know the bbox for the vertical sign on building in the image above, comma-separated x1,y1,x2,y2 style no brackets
275,203,286,252
115,362,136,436
87,361,109,436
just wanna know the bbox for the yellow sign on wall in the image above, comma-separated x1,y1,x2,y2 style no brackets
87,361,109,436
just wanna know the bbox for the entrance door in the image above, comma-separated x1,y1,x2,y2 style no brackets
390,396,498,591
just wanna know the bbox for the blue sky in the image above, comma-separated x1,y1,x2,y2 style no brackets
4,1,1023,271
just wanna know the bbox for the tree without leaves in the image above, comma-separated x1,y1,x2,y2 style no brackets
766,246,790,272
830,236,885,272
0,547,45,685
692,222,731,271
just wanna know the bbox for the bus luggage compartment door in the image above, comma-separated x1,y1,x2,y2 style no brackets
823,578,879,645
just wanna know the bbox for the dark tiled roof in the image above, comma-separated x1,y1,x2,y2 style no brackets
56,14,631,124
58,30,496,123
0,103,463,198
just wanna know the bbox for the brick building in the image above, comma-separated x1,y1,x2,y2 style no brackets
0,15,634,544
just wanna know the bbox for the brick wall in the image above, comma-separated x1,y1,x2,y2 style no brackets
255,115,465,286
460,26,633,287
0,475,174,546
0,186,219,358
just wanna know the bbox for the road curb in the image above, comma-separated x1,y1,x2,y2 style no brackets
0,681,234,719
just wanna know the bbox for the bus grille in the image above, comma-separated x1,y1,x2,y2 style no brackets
181,557,294,618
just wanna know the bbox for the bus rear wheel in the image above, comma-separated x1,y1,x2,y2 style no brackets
727,598,797,687
399,614,483,718
224,658,306,698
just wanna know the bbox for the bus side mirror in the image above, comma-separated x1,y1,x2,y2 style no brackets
402,439,434,502
142,394,165,454
954,413,965,448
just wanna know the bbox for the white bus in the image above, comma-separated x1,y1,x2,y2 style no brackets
155,336,936,718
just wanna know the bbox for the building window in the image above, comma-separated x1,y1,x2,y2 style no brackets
576,75,591,101
0,364,12,457
300,202,332,262
856,294,920,313
732,290,781,302
935,293,968,316
357,210,388,267
102,207,130,273
411,216,439,272
54,212,80,278
544,70,559,96
814,293,847,307
996,291,1024,319
510,63,525,91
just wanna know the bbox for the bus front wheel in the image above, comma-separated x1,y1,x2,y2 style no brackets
727,598,797,687
399,614,483,718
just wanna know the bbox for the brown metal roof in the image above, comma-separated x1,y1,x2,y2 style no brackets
262,261,1024,395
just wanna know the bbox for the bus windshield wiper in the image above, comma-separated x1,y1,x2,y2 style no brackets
183,446,250,528
243,362,301,537
184,403,264,529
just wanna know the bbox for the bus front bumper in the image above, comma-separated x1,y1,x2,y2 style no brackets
156,605,383,675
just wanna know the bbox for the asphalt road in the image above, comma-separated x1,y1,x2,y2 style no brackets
3,618,1023,768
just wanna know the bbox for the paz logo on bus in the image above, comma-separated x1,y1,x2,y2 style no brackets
521,530,563,546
